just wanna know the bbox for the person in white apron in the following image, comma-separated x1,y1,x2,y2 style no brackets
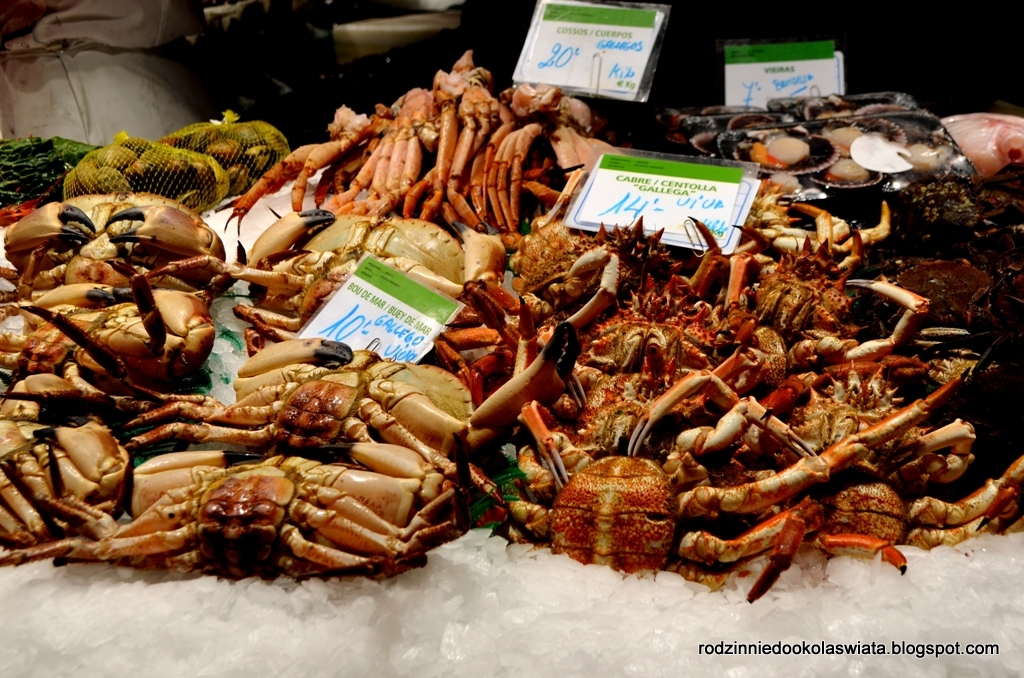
0,0,216,144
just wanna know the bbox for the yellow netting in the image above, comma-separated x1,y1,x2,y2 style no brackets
64,133,230,212
159,111,290,196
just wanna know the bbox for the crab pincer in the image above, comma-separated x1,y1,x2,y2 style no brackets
106,205,225,259
469,321,580,436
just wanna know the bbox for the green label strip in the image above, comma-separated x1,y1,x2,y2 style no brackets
542,3,657,27
599,154,743,183
724,40,834,64
354,257,458,324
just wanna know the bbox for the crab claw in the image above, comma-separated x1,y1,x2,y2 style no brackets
107,206,224,259
4,202,93,255
467,322,580,449
247,209,337,268
31,283,119,309
233,338,355,401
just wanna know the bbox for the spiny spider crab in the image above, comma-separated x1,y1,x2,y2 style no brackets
0,446,477,579
2,193,225,298
752,240,930,367
505,358,1021,601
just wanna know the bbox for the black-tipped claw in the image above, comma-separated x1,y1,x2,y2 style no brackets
107,228,147,245
58,205,96,233
298,209,337,231
313,341,354,366
32,427,57,441
105,207,147,227
59,226,90,246
477,220,500,236
540,322,580,380
302,444,355,464
110,287,134,302
84,288,118,306
223,452,264,467
236,242,247,265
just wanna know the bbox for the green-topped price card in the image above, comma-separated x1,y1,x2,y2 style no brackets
564,151,758,254
298,255,461,363
723,40,844,109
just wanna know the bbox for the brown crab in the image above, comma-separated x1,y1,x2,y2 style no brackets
3,193,226,299
0,450,475,579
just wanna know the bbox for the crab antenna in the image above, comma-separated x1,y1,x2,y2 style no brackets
22,305,128,379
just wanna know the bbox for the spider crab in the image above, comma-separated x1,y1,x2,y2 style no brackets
504,340,1022,602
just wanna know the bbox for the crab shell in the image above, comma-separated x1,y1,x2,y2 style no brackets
550,456,675,572
817,481,908,544
29,290,216,391
4,193,225,291
249,213,468,289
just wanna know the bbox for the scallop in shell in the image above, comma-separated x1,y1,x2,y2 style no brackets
811,157,882,188
734,132,839,175
821,118,908,158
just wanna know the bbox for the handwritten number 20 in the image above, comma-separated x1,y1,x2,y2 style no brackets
538,43,578,69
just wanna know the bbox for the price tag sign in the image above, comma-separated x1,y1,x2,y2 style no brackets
564,151,758,254
514,0,670,102
724,40,844,109
298,255,461,363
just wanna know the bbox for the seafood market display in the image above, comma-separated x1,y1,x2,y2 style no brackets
0,51,1023,607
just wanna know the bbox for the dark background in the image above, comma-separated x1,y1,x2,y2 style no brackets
183,1,1020,147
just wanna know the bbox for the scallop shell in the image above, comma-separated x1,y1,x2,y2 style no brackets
733,133,840,175
810,158,883,189
820,117,908,153
689,130,719,155
803,96,857,120
855,103,913,116
665,131,689,145
727,113,784,130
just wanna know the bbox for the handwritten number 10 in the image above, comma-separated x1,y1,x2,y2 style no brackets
538,43,579,69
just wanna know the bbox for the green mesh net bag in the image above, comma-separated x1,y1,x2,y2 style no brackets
159,111,290,196
64,132,230,212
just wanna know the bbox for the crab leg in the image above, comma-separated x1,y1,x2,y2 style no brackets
402,168,435,218
510,123,543,226
468,153,489,218
905,517,990,550
488,128,518,229
677,375,963,519
843,279,930,360
679,498,823,602
889,419,976,486
908,455,1024,527
468,321,579,445
292,116,378,211
519,401,570,487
